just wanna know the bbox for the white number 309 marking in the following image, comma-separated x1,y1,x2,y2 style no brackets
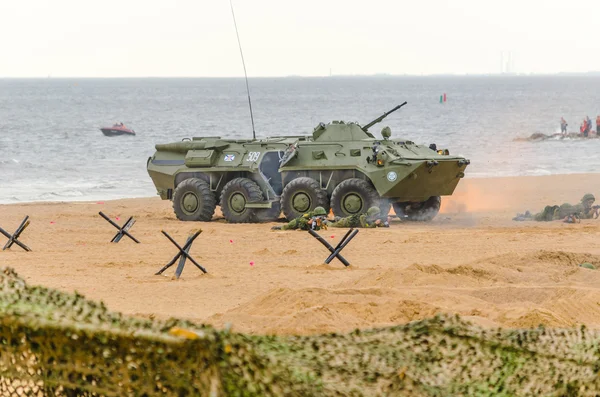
246,152,261,162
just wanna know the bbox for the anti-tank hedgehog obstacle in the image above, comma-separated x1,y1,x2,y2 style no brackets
308,228,359,267
98,211,140,243
0,216,32,251
155,230,207,279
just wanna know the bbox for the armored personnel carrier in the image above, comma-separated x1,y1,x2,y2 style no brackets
147,103,470,223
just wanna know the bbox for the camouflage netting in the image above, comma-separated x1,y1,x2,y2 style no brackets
0,268,303,397
2,267,600,396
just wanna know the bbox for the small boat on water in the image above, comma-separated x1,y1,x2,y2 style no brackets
100,123,136,137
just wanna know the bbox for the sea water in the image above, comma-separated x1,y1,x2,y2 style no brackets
1,76,599,203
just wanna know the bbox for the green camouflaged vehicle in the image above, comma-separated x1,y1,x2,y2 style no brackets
147,103,470,223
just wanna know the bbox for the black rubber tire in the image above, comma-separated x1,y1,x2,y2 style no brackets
280,177,329,220
172,178,216,222
330,178,380,218
393,196,441,222
255,200,281,223
219,177,264,223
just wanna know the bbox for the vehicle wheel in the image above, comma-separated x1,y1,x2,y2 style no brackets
172,178,216,222
330,178,380,218
280,177,329,220
255,201,281,223
393,196,441,221
219,178,264,223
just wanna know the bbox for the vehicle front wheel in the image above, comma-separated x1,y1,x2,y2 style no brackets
330,178,380,218
280,177,329,220
219,178,264,223
172,178,217,221
393,196,441,221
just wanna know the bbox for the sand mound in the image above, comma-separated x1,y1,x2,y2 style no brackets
503,308,572,328
470,250,600,284
337,262,500,289
209,287,440,334
208,249,600,334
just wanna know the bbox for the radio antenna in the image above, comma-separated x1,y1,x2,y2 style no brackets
229,0,256,139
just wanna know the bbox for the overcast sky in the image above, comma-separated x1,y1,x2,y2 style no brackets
1,0,599,77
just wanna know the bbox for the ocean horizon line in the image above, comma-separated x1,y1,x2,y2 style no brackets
2,72,600,79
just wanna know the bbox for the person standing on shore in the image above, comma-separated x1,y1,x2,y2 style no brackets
560,117,568,135
596,115,600,136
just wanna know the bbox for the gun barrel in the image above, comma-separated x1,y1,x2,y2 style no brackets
362,102,407,131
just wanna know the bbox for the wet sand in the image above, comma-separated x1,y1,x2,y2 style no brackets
2,173,600,335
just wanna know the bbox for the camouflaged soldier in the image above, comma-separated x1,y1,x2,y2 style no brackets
271,207,329,230
329,206,389,228
559,193,597,219
538,193,596,221
514,193,597,221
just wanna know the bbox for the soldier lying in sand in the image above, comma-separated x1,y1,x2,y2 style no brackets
513,193,598,222
271,207,329,231
329,207,390,228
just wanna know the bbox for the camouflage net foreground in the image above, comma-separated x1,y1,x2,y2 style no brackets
2,267,600,396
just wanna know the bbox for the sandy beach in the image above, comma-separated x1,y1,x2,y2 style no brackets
2,173,600,335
